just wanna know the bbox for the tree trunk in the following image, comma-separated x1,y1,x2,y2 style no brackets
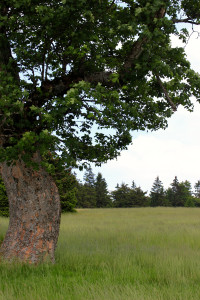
0,152,61,264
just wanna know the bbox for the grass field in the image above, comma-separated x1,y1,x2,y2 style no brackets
1,208,200,299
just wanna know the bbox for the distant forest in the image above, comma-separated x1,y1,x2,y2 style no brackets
1,166,200,216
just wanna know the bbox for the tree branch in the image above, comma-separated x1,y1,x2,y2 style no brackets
155,75,177,111
173,18,200,25
123,7,166,72
123,37,148,71
29,7,167,105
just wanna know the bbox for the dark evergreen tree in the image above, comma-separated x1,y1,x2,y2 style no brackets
194,180,200,198
0,176,9,217
76,167,96,208
76,184,96,208
112,183,132,208
84,166,95,187
168,176,180,206
166,177,194,207
112,181,148,207
95,173,112,208
56,170,77,213
150,176,166,206
130,186,149,207
180,181,194,207
129,181,149,207
193,180,200,206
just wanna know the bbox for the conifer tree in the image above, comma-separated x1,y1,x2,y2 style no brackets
150,176,166,206
166,177,193,207
76,167,96,207
84,166,95,187
95,173,112,208
112,181,148,207
194,180,200,198
112,183,132,207
130,181,148,207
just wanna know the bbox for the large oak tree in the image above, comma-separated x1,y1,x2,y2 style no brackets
0,0,200,263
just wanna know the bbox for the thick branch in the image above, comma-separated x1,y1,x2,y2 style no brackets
123,7,166,72
155,75,177,111
29,7,167,105
173,18,200,25
123,37,148,71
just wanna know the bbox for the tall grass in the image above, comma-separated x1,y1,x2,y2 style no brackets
1,208,200,299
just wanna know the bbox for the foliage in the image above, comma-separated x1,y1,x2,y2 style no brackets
83,166,96,187
95,173,112,208
76,181,97,208
112,183,132,207
76,167,97,208
166,177,194,207
56,170,77,213
150,176,168,206
194,180,200,198
112,181,148,207
0,0,200,172
0,176,9,217
76,168,112,208
193,198,200,207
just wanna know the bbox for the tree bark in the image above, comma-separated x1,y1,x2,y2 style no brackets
0,152,61,264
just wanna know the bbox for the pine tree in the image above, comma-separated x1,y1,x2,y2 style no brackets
169,176,180,206
130,185,149,207
84,166,95,187
95,173,112,208
112,183,132,208
194,180,200,198
166,177,193,207
56,170,77,213
150,176,166,206
76,167,96,207
112,181,148,207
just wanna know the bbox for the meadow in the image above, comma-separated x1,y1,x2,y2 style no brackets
1,207,200,299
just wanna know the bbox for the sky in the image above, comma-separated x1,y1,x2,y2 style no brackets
77,25,200,194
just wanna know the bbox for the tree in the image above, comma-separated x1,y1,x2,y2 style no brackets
112,183,132,207
56,169,77,213
83,166,96,188
181,181,194,207
76,167,96,207
95,173,112,207
0,167,78,215
0,176,9,217
167,176,180,206
1,1,200,263
194,180,200,198
112,181,148,207
129,181,149,207
166,177,193,207
150,176,166,206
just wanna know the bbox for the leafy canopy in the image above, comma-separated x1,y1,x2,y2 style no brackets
0,0,200,168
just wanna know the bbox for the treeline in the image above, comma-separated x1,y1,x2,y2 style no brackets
76,169,200,208
1,167,200,216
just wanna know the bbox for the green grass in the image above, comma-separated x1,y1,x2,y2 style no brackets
1,207,200,299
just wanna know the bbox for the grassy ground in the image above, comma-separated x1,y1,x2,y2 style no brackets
1,208,200,299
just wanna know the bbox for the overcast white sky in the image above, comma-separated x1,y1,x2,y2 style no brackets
77,25,200,193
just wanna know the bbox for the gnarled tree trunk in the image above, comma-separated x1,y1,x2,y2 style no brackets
0,152,61,264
